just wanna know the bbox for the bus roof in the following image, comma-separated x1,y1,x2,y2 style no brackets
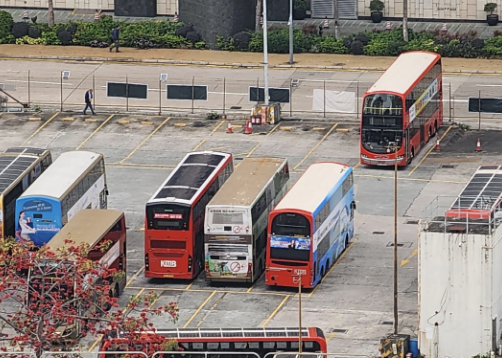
274,162,350,214
148,151,232,206
46,209,123,252
449,165,502,212
19,151,102,200
365,51,440,96
207,157,287,207
0,147,50,195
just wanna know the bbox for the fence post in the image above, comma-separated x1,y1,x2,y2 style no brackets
356,81,360,120
223,77,226,115
257,77,260,104
478,90,481,130
60,71,63,112
158,79,162,116
448,82,451,122
27,70,30,108
323,80,326,118
191,76,195,114
289,81,292,117
126,75,129,112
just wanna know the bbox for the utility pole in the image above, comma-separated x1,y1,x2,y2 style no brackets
402,0,408,42
288,0,294,64
334,0,340,39
48,0,55,26
263,0,270,105
393,146,399,334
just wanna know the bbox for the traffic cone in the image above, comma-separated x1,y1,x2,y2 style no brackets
94,10,100,21
441,23,447,31
476,138,482,152
22,10,29,20
226,120,233,134
323,17,329,28
386,21,391,30
377,349,382,358
173,12,179,23
244,120,253,134
435,138,441,151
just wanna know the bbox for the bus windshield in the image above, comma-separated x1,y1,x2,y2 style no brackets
146,204,190,231
270,213,311,262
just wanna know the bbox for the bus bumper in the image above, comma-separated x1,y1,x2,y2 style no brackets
360,154,405,166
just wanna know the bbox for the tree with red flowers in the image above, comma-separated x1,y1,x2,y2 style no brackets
0,237,180,358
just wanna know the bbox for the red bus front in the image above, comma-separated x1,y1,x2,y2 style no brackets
360,57,443,167
265,210,315,289
144,203,199,279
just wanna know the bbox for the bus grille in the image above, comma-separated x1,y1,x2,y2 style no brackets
150,240,186,249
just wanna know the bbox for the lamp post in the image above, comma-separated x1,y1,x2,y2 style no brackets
288,0,294,64
388,143,399,334
293,272,303,353
262,0,270,105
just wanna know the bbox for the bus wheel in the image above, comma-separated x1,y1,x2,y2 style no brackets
411,148,415,160
428,126,432,141
434,121,438,135
344,235,349,251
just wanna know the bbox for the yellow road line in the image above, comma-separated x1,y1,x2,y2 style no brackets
185,282,194,291
354,173,466,184
293,123,338,170
21,112,59,146
353,161,361,170
183,291,217,328
88,335,103,352
267,123,281,136
401,249,418,267
408,125,453,176
76,114,114,150
309,239,357,298
192,120,226,151
236,143,261,168
246,272,265,293
120,117,170,164
196,293,226,328
126,286,290,297
327,332,337,342
260,295,291,327
125,265,145,288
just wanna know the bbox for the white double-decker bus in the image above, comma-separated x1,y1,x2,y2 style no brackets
204,157,289,283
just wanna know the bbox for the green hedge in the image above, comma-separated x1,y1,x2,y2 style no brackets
0,11,206,49
217,26,502,58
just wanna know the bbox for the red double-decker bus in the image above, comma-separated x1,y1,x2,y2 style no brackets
144,151,234,279
360,51,443,166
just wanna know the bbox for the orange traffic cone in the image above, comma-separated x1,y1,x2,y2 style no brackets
226,120,233,134
476,138,482,152
244,120,253,134
435,138,440,151
377,349,382,358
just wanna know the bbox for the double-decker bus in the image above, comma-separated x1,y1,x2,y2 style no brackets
145,151,234,279
360,51,443,166
28,209,127,340
265,162,356,289
204,157,289,283
0,147,52,240
99,327,327,358
15,151,108,247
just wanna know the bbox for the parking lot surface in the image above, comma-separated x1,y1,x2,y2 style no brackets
0,112,496,356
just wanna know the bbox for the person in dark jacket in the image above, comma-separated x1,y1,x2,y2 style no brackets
109,26,120,52
83,89,96,115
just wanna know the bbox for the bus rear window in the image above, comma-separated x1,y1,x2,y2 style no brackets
271,213,310,237
146,204,190,231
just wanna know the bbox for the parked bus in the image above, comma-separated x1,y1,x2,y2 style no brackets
360,51,443,166
15,151,108,247
99,327,327,358
145,151,234,279
0,147,52,240
204,157,289,283
28,209,127,340
265,162,356,289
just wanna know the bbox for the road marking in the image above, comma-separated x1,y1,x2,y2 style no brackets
309,239,357,298
183,291,217,328
76,114,114,150
236,143,261,168
401,249,418,267
88,335,103,352
293,123,338,170
21,112,59,146
408,125,453,176
354,173,466,184
196,292,227,328
246,272,265,293
147,291,164,309
120,117,170,164
192,120,225,151
185,282,195,291
353,161,361,169
267,123,281,136
126,286,290,297
260,295,291,327
327,332,337,342
125,265,145,288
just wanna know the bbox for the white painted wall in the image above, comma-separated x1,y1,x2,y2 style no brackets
0,0,178,15
419,223,502,358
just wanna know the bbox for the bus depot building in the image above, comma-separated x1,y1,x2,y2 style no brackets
418,166,502,357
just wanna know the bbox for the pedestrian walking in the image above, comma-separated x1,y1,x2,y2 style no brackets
109,26,120,53
83,89,96,115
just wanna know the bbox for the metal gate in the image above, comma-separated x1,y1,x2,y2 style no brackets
311,0,357,19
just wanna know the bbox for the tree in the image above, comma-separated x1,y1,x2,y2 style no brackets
48,0,54,27
255,0,262,32
0,237,179,358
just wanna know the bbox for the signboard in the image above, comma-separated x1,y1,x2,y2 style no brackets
154,213,182,219
249,87,290,103
468,98,502,113
270,236,311,250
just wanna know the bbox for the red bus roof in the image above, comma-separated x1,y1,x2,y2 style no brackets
446,165,502,219
365,51,441,96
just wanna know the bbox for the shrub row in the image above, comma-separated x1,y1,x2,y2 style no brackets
217,25,502,58
0,11,206,49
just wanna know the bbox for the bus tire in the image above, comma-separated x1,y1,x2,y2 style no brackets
434,120,438,135
114,283,120,297
411,148,415,160
344,235,349,251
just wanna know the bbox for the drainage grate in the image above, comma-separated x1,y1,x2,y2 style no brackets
373,231,385,235
405,220,419,225
331,329,348,334
441,164,457,169
230,106,242,110
381,321,393,325
386,243,404,247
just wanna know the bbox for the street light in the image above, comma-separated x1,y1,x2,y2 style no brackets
262,0,270,105
288,0,294,64
293,272,303,353
387,143,399,334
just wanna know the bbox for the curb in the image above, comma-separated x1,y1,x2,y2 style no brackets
0,54,494,74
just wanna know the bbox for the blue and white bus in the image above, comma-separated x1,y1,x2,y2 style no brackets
15,151,108,247
265,162,356,289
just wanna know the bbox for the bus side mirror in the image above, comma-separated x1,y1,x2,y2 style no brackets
351,201,356,211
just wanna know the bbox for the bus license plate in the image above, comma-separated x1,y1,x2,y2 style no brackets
161,260,176,267
377,161,387,166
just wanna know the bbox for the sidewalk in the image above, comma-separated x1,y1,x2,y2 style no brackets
1,44,502,73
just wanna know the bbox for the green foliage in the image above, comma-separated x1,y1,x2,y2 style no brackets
370,0,385,12
294,0,309,11
484,2,497,14
15,35,45,45
0,10,13,40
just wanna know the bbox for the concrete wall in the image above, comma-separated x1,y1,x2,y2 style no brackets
418,225,502,358
0,0,177,15
357,0,497,20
